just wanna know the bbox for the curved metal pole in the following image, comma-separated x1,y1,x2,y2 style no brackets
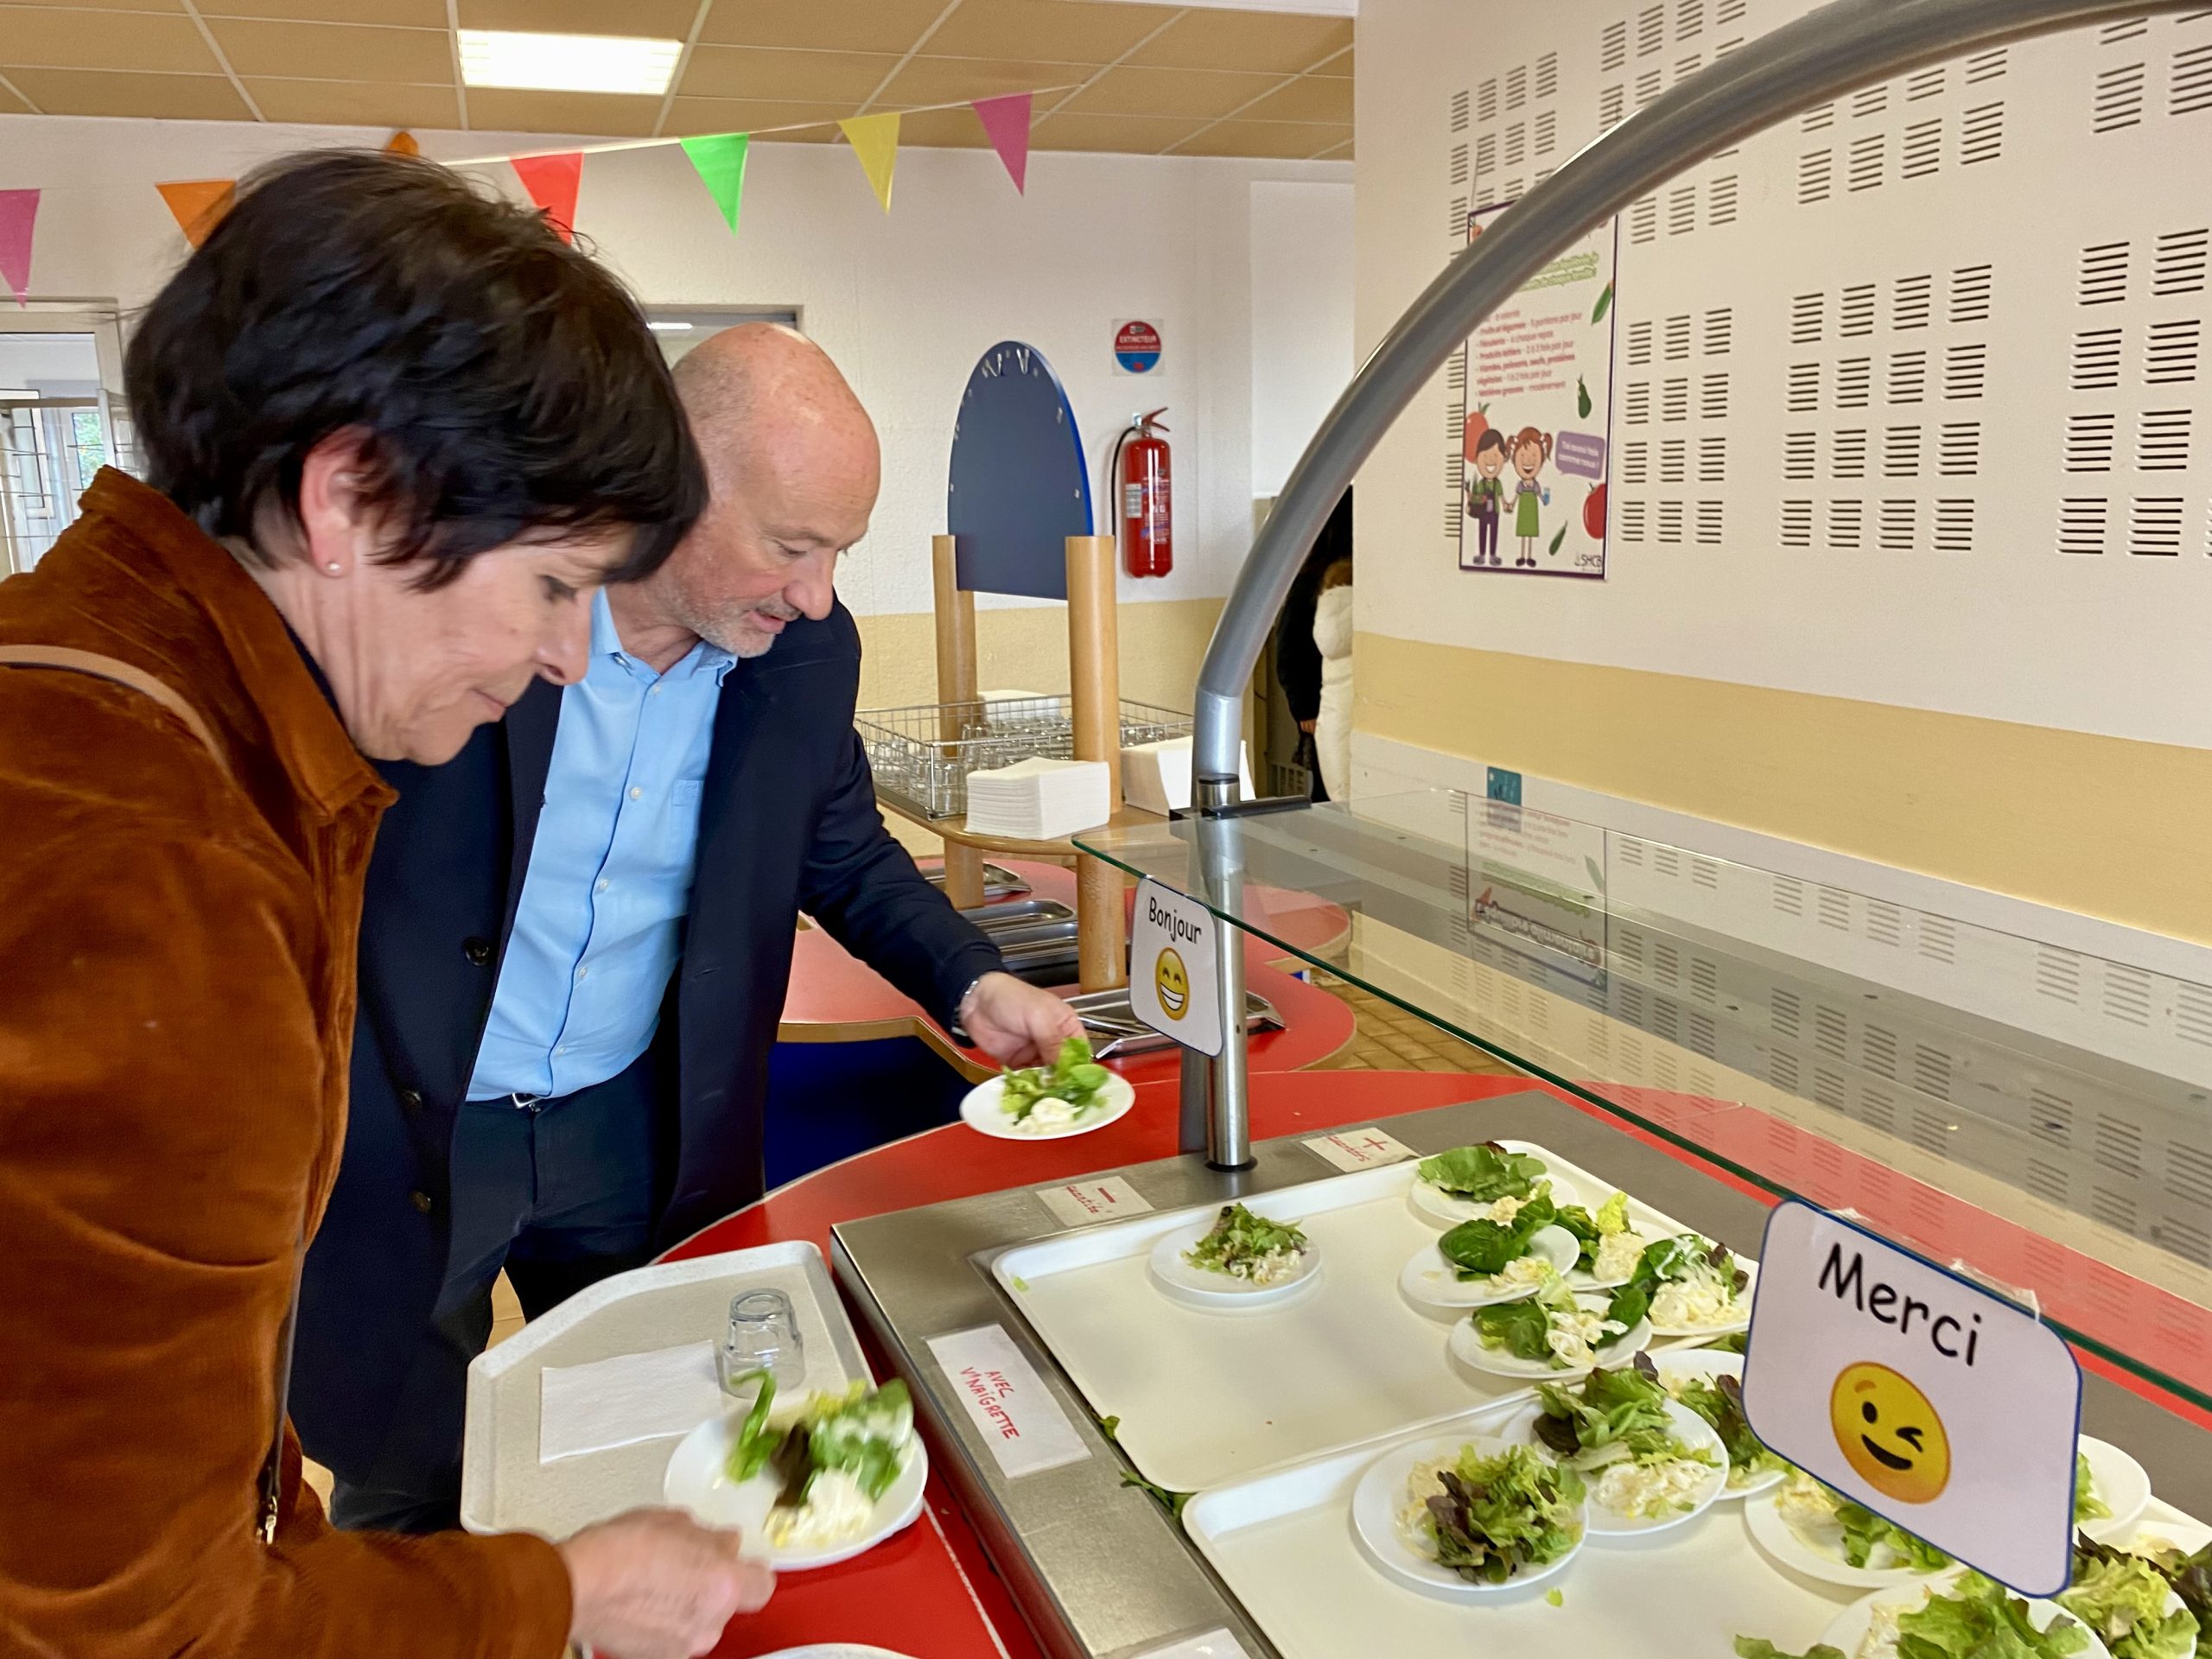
1192,0,2190,785
1183,0,2195,1169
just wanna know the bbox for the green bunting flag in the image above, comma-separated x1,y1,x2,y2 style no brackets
681,132,751,235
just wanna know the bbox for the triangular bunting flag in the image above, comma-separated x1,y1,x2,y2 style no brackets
0,190,38,309
156,179,235,250
511,152,583,243
838,112,901,213
385,130,420,156
680,132,750,235
970,93,1033,194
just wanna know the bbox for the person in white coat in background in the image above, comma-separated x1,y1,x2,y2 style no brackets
1311,556,1354,802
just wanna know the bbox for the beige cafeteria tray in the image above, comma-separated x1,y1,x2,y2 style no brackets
990,1141,1735,1494
1184,1400,2210,1659
460,1241,868,1539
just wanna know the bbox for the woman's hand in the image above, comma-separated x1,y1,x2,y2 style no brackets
961,971,1086,1067
561,1508,775,1659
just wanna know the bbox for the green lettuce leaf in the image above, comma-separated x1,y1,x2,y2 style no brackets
1417,1142,1548,1202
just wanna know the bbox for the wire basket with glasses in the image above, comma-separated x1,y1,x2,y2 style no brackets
856,695,1192,822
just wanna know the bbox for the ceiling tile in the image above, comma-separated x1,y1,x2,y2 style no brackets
463,86,663,135
4,67,251,118
659,94,850,139
246,76,461,126
925,0,1180,66
888,105,989,149
1,0,184,9
1310,44,1353,78
199,0,444,22
1128,10,1350,75
696,0,945,53
677,45,893,102
1173,117,1333,159
209,19,451,83
1064,64,1278,119
455,0,703,38
1028,109,1206,154
1306,128,1352,160
880,55,1082,107
0,10,218,73
0,77,34,113
1238,73,1350,125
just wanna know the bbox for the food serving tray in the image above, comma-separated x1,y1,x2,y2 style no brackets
989,1141,1735,1494
460,1241,869,1539
1183,1401,2212,1659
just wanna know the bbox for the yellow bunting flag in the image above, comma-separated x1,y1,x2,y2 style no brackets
680,132,750,235
838,112,901,213
156,179,236,250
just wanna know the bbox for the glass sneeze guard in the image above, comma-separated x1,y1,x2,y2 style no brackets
1079,791,2212,1414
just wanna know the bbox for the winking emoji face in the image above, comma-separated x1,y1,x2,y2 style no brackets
1155,948,1189,1020
1831,1362,1950,1504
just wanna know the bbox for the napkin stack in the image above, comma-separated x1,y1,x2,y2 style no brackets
963,756,1112,839
1120,736,1254,817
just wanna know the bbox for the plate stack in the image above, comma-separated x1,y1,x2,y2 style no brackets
963,757,1112,840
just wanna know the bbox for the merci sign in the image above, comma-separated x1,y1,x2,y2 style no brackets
1740,1200,2082,1595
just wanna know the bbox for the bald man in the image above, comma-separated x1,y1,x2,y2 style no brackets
292,326,1082,1533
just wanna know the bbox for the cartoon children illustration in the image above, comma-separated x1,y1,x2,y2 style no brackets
1510,425,1552,568
1466,427,1509,567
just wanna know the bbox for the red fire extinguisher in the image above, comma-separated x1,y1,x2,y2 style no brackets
1110,409,1173,578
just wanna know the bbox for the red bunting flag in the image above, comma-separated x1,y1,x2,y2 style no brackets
970,93,1033,194
156,179,235,249
0,189,37,308
511,152,583,243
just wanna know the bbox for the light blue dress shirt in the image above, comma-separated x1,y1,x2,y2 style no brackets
468,590,734,1101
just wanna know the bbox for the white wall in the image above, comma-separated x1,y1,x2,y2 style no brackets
1353,0,2212,751
0,111,1351,627
1249,178,1355,498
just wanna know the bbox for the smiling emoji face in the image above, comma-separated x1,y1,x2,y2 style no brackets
1831,1362,1950,1504
1155,948,1189,1020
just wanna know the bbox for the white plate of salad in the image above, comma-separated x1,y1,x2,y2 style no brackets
1351,1433,1587,1599
1408,1141,1583,1229
1149,1201,1319,1309
1401,1223,1581,1312
959,1037,1135,1141
1789,1568,2120,1659
1503,1359,1728,1537
2066,1531,2206,1658
1746,1468,1955,1589
1652,1349,1785,1500
663,1376,928,1572
1633,1234,1757,1337
1448,1280,1654,1379
1560,1190,1654,1290
2077,1435,2152,1544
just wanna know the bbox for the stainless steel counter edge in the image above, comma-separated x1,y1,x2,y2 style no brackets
830,1091,2212,1659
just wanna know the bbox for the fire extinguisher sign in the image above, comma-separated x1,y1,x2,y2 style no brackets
1113,319,1163,375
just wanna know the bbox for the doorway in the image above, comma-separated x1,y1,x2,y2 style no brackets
1,316,129,577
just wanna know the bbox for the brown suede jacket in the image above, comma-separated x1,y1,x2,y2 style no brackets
0,471,570,1656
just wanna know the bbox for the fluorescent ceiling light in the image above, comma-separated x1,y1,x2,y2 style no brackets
458,29,683,96
1091,0,1353,12
646,321,694,333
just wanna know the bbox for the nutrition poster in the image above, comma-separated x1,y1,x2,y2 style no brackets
1457,206,1618,580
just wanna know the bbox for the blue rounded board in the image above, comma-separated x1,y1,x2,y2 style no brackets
948,340,1093,601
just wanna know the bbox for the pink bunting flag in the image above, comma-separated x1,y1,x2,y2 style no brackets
971,92,1033,194
511,153,583,243
0,189,37,308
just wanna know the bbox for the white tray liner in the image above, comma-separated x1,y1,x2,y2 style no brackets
995,1141,1713,1494
460,1242,868,1539
1185,1406,2208,1659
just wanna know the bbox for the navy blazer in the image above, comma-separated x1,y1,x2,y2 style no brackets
291,601,1001,1486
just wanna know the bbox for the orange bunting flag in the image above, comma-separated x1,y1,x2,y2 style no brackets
838,112,901,213
0,190,37,308
156,179,236,250
970,93,1033,194
511,152,583,243
385,130,421,156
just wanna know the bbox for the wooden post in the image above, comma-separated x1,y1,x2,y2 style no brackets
1065,534,1127,991
931,534,985,910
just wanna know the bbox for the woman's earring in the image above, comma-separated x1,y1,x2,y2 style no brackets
325,561,344,575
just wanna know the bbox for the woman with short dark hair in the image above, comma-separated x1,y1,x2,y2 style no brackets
0,150,769,1659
